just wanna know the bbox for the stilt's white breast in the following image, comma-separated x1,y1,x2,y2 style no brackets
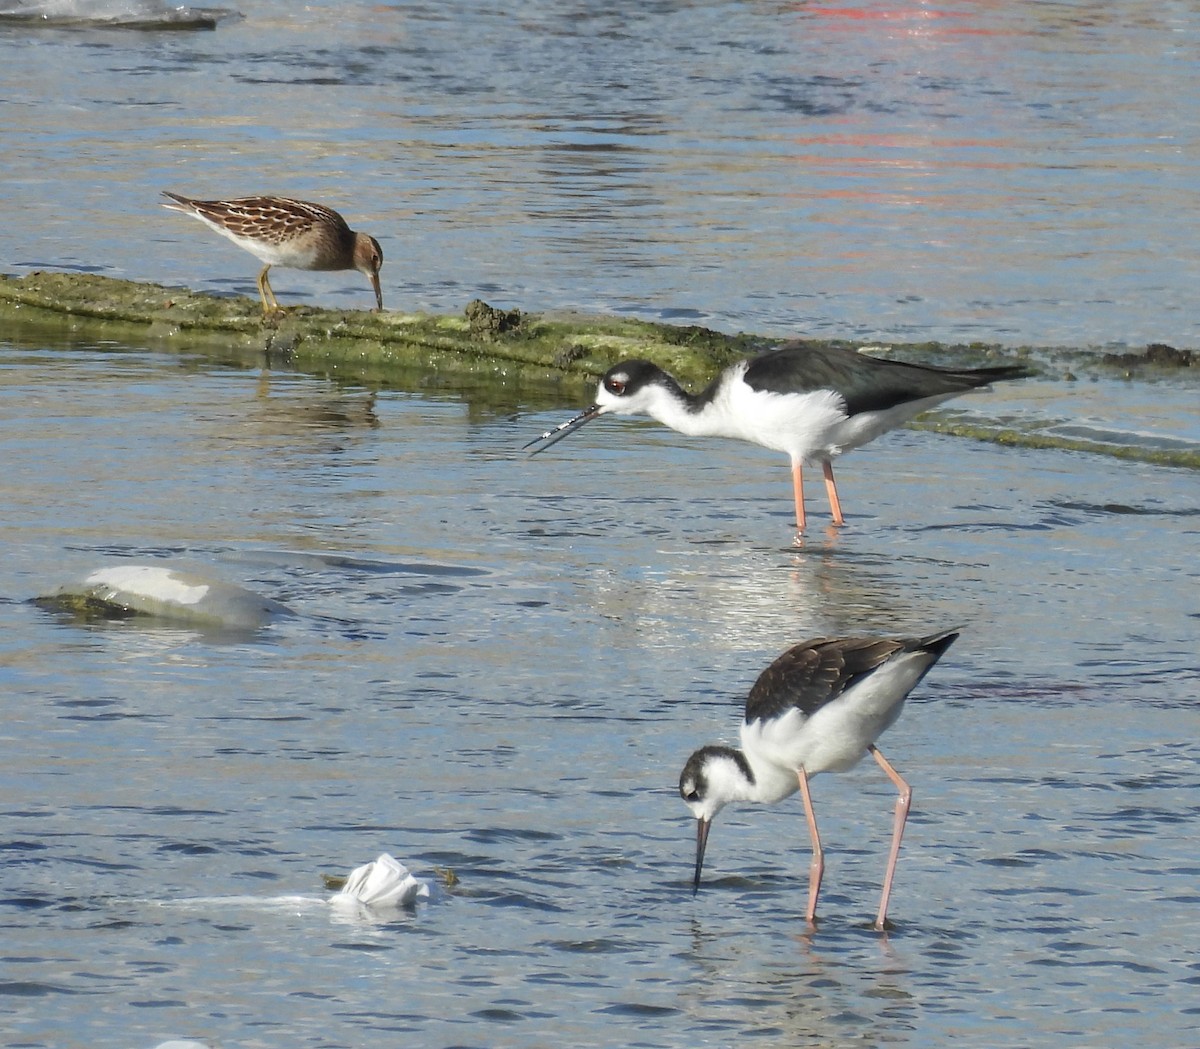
724,372,850,461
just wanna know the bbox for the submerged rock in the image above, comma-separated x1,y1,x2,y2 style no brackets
36,564,290,630
1102,342,1196,370
0,1,230,29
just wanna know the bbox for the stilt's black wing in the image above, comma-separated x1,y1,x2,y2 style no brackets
743,342,1030,417
744,631,959,722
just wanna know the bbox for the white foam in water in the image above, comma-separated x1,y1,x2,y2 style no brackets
149,855,429,926
151,1042,215,1049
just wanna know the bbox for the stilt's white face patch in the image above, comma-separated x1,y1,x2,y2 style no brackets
680,749,754,822
680,769,700,799
600,370,631,398
596,370,634,412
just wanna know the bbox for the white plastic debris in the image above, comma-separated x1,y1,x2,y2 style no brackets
0,2,223,30
42,563,290,630
329,853,430,911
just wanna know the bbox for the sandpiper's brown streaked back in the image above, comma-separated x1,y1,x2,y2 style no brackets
161,192,384,314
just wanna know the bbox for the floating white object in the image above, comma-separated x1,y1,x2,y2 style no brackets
41,564,290,630
330,853,429,910
88,565,212,606
0,1,225,29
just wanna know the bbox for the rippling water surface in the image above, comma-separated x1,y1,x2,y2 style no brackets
4,0,1200,346
2,2,1199,1047
1,332,1197,1048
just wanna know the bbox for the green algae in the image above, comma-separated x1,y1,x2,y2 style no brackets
32,593,141,622
2,269,1196,471
910,416,1200,470
0,270,768,387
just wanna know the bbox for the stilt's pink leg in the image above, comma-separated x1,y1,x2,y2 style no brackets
791,461,807,532
869,744,911,931
822,461,845,526
797,766,823,925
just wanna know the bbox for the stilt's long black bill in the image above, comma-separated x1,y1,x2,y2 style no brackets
523,405,601,455
692,818,712,894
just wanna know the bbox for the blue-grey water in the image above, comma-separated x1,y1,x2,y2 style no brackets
4,0,1200,347
1,2,1199,1048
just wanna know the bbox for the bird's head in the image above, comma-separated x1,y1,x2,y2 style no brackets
594,360,674,416
679,745,753,892
353,233,384,311
523,359,677,454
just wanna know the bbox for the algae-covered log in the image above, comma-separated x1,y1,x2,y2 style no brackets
0,270,1036,384
5,270,1199,469
0,270,771,387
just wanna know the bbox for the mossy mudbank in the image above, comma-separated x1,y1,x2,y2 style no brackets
0,270,1027,387
0,270,775,388
4,270,1197,470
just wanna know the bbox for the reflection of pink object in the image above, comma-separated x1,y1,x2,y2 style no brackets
803,6,972,24
330,854,430,909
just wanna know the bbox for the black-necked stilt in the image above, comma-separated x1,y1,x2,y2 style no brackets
524,342,1031,531
679,629,958,930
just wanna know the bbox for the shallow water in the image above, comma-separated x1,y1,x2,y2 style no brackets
1,334,1197,1048
3,0,1200,347
2,2,1200,1046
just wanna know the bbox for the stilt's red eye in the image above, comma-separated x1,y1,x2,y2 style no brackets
606,379,626,395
